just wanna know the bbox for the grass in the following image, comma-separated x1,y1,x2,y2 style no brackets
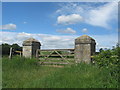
2,56,118,88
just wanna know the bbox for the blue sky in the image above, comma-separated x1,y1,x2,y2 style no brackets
0,2,118,51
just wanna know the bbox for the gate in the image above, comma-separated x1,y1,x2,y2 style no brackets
36,49,75,65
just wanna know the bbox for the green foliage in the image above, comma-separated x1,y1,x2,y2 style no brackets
26,63,117,88
93,44,120,84
99,48,104,52
2,56,38,70
2,56,60,88
1,43,11,55
2,56,118,88
11,43,22,51
52,51,62,54
1,43,22,56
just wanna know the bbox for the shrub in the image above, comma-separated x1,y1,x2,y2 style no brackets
93,44,120,83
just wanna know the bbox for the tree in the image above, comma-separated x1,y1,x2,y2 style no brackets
2,43,11,55
11,43,22,51
1,43,22,56
99,48,104,52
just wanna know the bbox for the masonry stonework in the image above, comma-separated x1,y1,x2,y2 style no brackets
22,35,96,64
75,35,96,64
22,38,41,58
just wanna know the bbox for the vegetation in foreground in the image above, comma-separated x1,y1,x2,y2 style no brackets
2,56,119,88
93,44,120,85
2,44,119,88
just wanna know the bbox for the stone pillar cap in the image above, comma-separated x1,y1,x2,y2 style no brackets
23,38,41,46
75,35,96,44
76,35,94,40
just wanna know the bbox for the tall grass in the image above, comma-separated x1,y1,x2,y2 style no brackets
2,56,118,88
24,64,118,88
2,56,61,88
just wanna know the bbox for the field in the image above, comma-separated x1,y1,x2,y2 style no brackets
2,56,118,88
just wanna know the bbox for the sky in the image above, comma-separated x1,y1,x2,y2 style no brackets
0,1,119,51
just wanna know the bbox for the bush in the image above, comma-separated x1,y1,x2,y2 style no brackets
93,44,120,83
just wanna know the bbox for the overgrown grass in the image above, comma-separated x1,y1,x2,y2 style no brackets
2,56,118,88
2,56,61,88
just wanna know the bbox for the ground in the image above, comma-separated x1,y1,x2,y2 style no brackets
2,56,118,88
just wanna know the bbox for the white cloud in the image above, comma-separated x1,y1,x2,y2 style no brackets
57,28,76,34
0,31,118,51
0,23,16,30
43,36,61,42
55,3,84,15
18,32,31,36
0,31,75,49
91,34,118,51
86,2,118,28
57,14,83,25
0,24,16,30
55,2,117,28
82,28,88,33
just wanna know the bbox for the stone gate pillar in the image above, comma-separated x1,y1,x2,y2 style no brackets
22,38,41,58
75,35,96,64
